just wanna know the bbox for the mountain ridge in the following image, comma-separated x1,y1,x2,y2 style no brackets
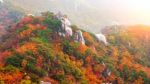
0,11,150,84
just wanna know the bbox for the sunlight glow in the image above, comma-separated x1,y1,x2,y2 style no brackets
91,0,150,25
127,0,150,25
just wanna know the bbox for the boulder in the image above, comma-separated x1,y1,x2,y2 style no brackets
102,67,111,78
65,26,73,36
95,33,108,45
75,30,85,45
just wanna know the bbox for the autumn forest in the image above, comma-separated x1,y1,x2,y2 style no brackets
1,1,150,84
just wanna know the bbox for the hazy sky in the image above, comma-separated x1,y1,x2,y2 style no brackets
6,0,150,32
86,0,150,25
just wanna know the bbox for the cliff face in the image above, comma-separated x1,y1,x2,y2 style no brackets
0,11,150,84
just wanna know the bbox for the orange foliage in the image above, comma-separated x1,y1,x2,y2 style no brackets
110,47,119,62
0,50,12,57
85,66,101,84
120,51,133,69
77,43,87,54
19,24,37,38
66,75,75,83
93,64,104,76
127,25,150,39
76,60,83,67
83,32,94,42
21,59,28,68
53,43,62,52
0,70,23,84
133,77,144,84
130,63,150,78
111,47,119,57
117,77,124,84
85,56,92,64
19,24,46,38
16,42,38,54
0,51,12,66
36,56,43,67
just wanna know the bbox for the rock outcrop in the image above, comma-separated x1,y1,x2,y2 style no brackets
95,33,108,45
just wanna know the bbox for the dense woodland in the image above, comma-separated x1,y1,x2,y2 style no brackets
0,11,150,84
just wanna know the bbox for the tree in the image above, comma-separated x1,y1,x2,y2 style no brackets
16,42,38,54
26,63,47,77
120,65,130,81
83,32,94,46
21,59,28,68
6,54,24,67
43,12,61,33
133,77,144,84
0,50,12,66
52,69,65,81
62,41,74,55
77,43,87,54
0,65,23,83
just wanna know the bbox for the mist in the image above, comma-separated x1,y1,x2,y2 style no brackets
6,0,150,32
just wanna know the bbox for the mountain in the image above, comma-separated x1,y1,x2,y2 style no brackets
0,11,150,84
5,0,150,33
102,25,150,65
1,0,150,84
0,1,23,38
5,0,115,33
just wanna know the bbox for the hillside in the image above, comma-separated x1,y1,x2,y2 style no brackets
0,12,150,84
102,25,150,66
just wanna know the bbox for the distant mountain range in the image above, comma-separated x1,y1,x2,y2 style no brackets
5,0,114,33
0,1,23,38
2,0,150,33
